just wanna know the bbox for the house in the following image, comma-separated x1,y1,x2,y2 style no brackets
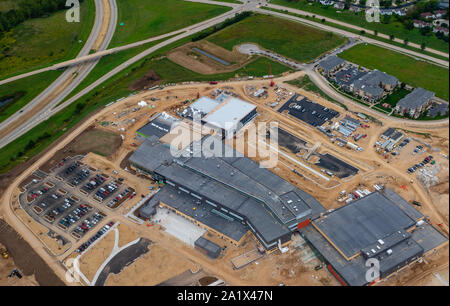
433,18,449,27
334,2,345,9
318,56,346,77
395,87,435,118
433,26,449,36
393,9,407,16
319,0,334,6
380,9,393,15
433,10,447,18
420,12,435,19
413,19,432,28
349,5,361,13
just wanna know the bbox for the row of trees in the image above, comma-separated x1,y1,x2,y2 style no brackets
0,0,84,35
192,11,252,42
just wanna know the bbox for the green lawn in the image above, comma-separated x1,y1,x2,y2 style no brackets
380,88,411,108
0,0,17,12
207,14,347,63
270,0,449,53
338,44,449,101
0,70,62,124
151,56,291,83
0,42,291,174
110,0,231,48
210,0,241,3
0,0,95,80
262,6,449,63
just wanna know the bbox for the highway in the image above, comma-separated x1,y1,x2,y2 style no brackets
2,0,446,87
0,0,118,141
0,0,448,149
0,3,244,149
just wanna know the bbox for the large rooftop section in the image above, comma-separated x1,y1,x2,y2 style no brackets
313,191,417,259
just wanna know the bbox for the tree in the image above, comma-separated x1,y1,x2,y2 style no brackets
344,0,351,10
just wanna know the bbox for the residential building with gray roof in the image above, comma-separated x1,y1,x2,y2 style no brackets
395,87,435,118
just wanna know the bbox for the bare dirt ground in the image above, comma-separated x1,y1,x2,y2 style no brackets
104,243,195,286
0,243,38,286
78,229,115,282
167,41,253,75
129,70,161,91
0,219,64,285
1,73,448,286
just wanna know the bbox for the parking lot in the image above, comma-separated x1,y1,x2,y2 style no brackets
278,94,339,127
19,156,135,243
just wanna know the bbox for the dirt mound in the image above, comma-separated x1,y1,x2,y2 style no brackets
167,41,253,75
129,70,161,91
432,177,449,194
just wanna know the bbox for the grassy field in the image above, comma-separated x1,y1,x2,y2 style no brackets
380,88,411,108
338,44,449,101
207,14,347,63
0,71,62,124
0,0,16,12
61,39,167,103
210,0,241,3
270,0,449,53
110,0,231,48
0,0,95,80
0,34,291,174
262,6,450,63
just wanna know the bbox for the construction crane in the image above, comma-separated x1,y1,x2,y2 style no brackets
269,63,274,87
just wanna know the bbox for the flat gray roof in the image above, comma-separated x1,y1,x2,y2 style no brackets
313,191,416,259
189,96,220,115
129,135,326,247
300,189,446,286
382,127,395,138
195,237,221,258
129,136,174,173
137,113,179,139
203,97,256,131
151,185,248,242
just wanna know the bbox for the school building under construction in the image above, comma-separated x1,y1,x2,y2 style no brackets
130,117,447,286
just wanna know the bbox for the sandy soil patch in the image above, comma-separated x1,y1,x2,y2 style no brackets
78,229,116,282
167,41,253,75
104,244,194,286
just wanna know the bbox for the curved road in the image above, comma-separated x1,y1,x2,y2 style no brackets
267,2,449,60
0,3,244,149
0,0,118,141
0,0,448,150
